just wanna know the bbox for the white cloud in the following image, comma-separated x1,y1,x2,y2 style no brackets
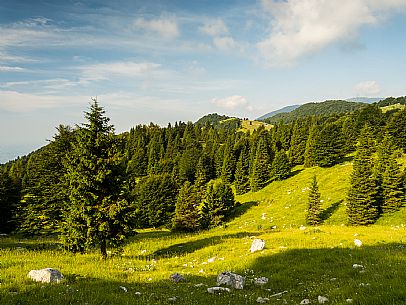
134,17,180,39
80,61,161,82
213,36,240,51
353,80,382,96
212,95,252,111
199,19,229,36
0,66,26,72
258,0,406,67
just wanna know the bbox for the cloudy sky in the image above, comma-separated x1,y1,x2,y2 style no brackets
1,0,406,162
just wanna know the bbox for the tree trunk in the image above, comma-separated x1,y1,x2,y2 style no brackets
100,238,107,260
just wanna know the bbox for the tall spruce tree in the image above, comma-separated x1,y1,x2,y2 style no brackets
62,100,133,259
250,137,271,191
0,171,19,233
172,181,201,232
270,149,291,180
381,152,406,214
289,119,310,165
313,122,345,167
346,124,379,225
304,123,319,167
234,145,250,195
306,175,322,225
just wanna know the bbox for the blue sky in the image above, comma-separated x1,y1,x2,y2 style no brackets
1,0,406,162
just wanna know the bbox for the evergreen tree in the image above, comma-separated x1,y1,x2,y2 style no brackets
270,149,291,180
221,139,236,183
195,154,214,189
304,124,319,167
250,138,271,191
346,125,379,225
306,175,322,226
381,152,406,214
134,173,178,228
289,119,310,165
386,108,406,151
61,100,133,259
172,181,201,232
200,179,235,228
0,171,19,233
313,122,345,167
234,145,250,195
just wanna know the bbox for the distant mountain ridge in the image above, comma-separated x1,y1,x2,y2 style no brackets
346,97,383,104
261,100,365,124
256,104,300,120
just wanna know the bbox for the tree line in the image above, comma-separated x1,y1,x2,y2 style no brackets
1,98,406,256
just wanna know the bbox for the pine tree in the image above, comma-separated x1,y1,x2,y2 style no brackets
313,122,345,167
61,100,133,259
289,119,310,165
381,152,406,214
386,108,406,151
200,179,235,228
172,181,201,232
250,138,271,191
270,149,291,180
304,124,319,167
221,140,236,183
0,171,19,233
346,124,379,225
234,145,250,195
306,175,322,225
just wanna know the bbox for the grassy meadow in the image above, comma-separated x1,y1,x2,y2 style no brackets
1,160,405,305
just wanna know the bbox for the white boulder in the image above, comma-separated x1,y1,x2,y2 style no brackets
217,271,245,289
250,239,265,253
28,268,64,283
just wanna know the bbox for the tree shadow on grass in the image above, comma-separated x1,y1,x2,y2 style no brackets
320,200,342,222
0,236,60,251
150,231,258,259
227,201,258,222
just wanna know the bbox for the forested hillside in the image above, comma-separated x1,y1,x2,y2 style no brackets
1,97,406,256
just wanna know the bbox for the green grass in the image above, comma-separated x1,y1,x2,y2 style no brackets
1,159,406,304
238,120,274,133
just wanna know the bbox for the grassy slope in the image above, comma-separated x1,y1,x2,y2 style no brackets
238,120,273,133
1,159,406,305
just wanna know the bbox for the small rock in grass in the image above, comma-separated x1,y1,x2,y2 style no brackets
256,297,269,303
194,283,206,287
170,273,185,283
28,268,64,283
254,277,269,286
168,296,177,302
318,295,328,304
346,299,353,303
300,299,311,304
250,239,265,253
135,292,142,295
217,271,245,289
119,286,128,293
208,257,216,263
354,239,363,247
352,264,364,269
299,225,306,231
207,287,230,294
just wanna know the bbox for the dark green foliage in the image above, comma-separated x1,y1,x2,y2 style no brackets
264,100,365,124
289,119,311,165
16,125,73,236
250,138,272,191
306,176,322,226
195,154,214,189
353,104,385,136
200,179,235,228
381,152,405,214
221,138,236,183
346,125,379,225
178,147,200,183
172,181,201,232
386,108,406,151
61,100,132,258
304,124,319,167
134,173,178,228
377,96,406,107
234,145,250,195
271,149,291,180
313,122,345,167
0,171,19,233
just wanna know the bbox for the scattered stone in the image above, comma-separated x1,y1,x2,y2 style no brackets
271,226,277,229
208,257,216,263
300,299,311,304
250,239,265,253
135,292,142,295
352,264,364,269
261,213,267,220
346,299,353,303
217,271,245,289
330,278,337,281
299,225,307,231
28,268,64,283
194,283,206,287
354,239,362,247
254,277,269,286
318,295,328,304
256,296,270,303
119,286,128,293
168,296,177,302
207,287,231,294
269,290,288,298
170,273,185,283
